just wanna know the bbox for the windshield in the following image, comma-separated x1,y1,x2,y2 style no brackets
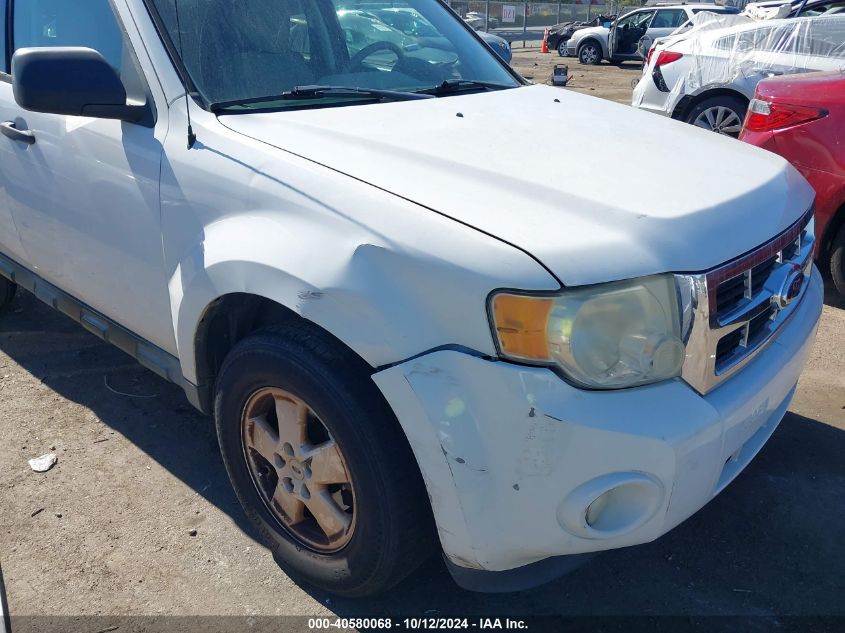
148,0,520,110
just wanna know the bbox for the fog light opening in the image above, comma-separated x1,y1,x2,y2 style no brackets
586,490,611,527
582,482,657,534
558,472,664,539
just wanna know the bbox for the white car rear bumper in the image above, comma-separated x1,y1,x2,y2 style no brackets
632,71,678,117
373,269,822,587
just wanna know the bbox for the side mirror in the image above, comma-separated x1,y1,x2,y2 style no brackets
12,47,148,123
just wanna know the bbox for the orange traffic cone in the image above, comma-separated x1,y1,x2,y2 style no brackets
541,28,550,53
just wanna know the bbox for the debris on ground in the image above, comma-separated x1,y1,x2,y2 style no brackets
30,508,45,518
28,453,57,473
552,64,570,87
104,374,158,399
188,529,198,537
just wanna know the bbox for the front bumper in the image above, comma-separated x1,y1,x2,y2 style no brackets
373,268,822,585
565,41,578,56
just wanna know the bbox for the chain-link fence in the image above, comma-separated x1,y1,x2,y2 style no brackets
445,1,619,46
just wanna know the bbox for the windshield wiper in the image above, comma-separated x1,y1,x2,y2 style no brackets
419,79,516,96
210,85,434,112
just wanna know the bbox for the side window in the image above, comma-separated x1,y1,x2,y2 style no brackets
616,11,641,29
626,10,655,30
715,33,737,50
652,9,686,29
12,0,125,74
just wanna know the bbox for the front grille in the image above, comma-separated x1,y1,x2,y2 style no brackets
714,255,779,317
716,274,745,314
679,207,815,394
715,328,744,365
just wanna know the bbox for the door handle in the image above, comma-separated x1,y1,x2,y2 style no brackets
0,121,36,145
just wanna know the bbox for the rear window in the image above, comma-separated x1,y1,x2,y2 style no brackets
652,9,686,28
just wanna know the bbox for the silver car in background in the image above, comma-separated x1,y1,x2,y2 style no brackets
567,4,738,64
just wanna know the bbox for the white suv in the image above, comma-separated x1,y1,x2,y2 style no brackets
633,14,845,135
0,0,823,597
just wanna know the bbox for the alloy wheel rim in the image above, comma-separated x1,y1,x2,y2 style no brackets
241,387,356,552
582,46,598,63
693,106,743,137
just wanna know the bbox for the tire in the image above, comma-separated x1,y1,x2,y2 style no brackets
578,40,602,65
830,222,845,299
684,95,747,137
0,277,15,314
214,323,435,597
557,40,568,57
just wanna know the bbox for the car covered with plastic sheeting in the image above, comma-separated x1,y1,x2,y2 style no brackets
632,13,845,135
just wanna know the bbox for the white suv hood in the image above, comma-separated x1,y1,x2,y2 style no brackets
220,84,813,286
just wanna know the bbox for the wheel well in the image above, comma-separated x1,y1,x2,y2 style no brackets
193,294,373,410
579,38,601,53
819,201,845,264
194,294,292,386
673,88,749,122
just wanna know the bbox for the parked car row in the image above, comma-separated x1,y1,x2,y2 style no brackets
564,4,739,64
545,15,616,57
338,7,513,66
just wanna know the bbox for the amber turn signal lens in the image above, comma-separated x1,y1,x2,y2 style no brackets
491,294,554,361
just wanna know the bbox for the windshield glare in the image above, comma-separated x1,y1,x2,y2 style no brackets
150,0,520,109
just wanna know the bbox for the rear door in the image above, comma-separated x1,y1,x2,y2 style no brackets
0,0,31,267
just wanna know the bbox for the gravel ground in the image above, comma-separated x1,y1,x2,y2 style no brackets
1,52,844,629
510,48,644,104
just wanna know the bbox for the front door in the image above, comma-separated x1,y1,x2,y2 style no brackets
1,0,176,353
0,0,29,267
609,9,655,60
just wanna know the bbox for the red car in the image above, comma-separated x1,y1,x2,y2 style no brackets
740,71,845,298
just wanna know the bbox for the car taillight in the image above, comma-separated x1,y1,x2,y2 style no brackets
654,50,682,68
744,98,828,132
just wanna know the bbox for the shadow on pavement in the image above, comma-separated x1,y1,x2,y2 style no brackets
0,291,257,540
1,290,843,618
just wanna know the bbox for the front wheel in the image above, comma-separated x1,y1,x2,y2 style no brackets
0,277,16,314
214,324,435,597
830,222,845,299
557,40,568,57
578,40,602,65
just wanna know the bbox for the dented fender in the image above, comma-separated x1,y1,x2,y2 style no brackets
160,110,558,385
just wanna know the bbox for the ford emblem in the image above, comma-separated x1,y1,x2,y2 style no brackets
772,265,805,309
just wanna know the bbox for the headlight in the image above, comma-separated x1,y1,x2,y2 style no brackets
490,275,689,389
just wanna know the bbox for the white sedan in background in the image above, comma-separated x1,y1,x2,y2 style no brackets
633,14,845,135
